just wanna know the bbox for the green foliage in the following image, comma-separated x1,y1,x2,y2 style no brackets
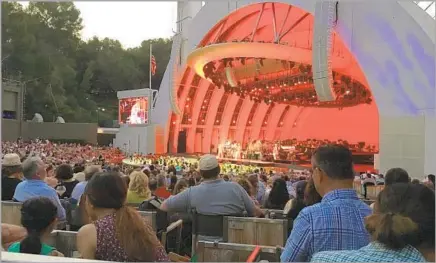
2,2,172,123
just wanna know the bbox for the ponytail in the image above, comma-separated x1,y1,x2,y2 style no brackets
115,206,161,262
365,213,419,249
19,230,42,254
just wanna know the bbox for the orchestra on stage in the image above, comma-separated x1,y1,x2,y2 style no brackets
217,138,378,164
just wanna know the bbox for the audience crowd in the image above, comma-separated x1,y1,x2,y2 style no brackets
1,140,434,262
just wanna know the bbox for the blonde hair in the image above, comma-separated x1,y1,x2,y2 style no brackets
129,171,151,199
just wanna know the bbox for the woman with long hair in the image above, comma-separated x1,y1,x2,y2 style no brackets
127,171,152,204
77,172,169,262
8,197,63,256
311,183,435,262
285,178,322,219
265,178,290,210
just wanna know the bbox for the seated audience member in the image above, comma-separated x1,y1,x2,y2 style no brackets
311,183,435,262
285,178,322,219
155,174,171,199
385,167,410,185
161,154,263,217
376,174,385,185
281,145,372,262
172,179,188,195
8,197,64,256
148,179,158,196
2,224,27,250
127,171,152,205
265,178,290,210
424,174,435,190
55,164,79,199
167,174,178,193
284,180,306,216
71,165,100,204
237,179,259,206
13,157,66,221
76,172,169,262
44,165,58,188
249,173,265,203
2,153,23,201
411,179,421,184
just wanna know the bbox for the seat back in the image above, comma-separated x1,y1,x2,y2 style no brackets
1,201,22,225
46,230,78,258
196,241,282,262
192,213,225,237
138,210,157,231
223,217,288,247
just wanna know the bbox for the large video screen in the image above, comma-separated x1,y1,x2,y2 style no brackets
119,97,149,125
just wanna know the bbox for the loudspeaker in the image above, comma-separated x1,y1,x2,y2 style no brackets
312,1,337,102
177,130,187,153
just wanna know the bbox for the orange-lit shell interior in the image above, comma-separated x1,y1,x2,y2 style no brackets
168,2,379,154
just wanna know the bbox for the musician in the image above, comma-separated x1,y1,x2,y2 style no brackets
273,143,280,160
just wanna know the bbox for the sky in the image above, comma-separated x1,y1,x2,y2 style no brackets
20,1,178,48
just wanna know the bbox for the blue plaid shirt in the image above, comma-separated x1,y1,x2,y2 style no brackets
281,189,372,262
311,242,427,262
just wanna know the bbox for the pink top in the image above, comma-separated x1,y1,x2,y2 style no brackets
94,213,169,262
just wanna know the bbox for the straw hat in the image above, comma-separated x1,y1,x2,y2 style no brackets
2,154,21,167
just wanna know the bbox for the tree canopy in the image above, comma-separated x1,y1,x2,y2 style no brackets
2,2,172,124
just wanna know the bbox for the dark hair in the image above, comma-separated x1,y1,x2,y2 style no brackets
266,178,290,210
385,168,410,186
200,166,220,179
428,174,435,185
168,175,178,192
311,144,354,180
366,183,435,250
304,177,322,206
149,179,158,192
73,165,85,174
294,180,308,200
55,164,74,180
84,172,161,261
411,179,421,184
222,174,230,181
20,197,57,254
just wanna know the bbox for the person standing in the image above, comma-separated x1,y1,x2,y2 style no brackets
281,145,371,262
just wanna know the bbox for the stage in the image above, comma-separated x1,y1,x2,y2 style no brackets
122,153,375,173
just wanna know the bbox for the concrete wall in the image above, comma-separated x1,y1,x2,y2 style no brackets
2,120,98,144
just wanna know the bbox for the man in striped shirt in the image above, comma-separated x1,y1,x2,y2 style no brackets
281,144,372,262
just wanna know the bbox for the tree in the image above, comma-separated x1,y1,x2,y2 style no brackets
2,2,172,124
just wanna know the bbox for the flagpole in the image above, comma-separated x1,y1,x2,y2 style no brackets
149,43,152,90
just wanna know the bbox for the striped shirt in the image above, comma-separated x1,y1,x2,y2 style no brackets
311,242,427,262
281,189,372,262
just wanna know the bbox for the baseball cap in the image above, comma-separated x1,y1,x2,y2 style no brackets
199,154,219,171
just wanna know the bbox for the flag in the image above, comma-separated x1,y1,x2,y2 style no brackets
151,55,157,76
